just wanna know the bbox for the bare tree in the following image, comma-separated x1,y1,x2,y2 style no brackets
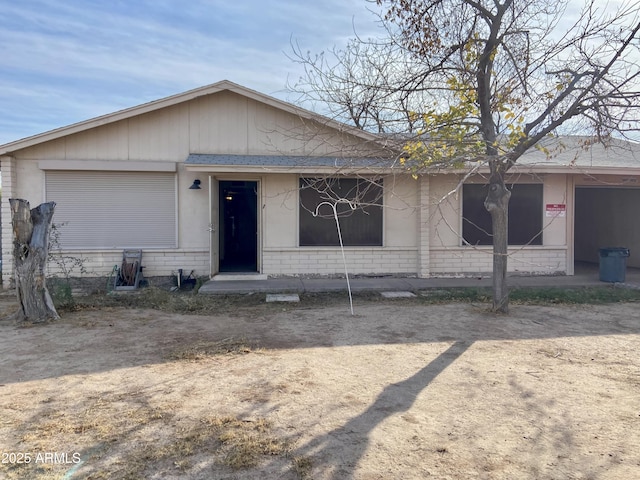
291,0,640,312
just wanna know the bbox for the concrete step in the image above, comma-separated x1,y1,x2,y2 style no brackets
212,273,268,281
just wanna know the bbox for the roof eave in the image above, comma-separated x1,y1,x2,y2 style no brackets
186,164,640,176
442,164,640,176
510,164,640,176
185,164,399,175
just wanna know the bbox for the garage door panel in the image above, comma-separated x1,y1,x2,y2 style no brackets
45,171,177,249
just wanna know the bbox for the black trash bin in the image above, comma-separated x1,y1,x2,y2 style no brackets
598,247,630,283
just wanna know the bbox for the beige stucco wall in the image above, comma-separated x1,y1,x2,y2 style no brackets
1,156,575,283
384,175,419,248
14,159,46,204
262,174,298,249
542,173,569,247
427,172,570,275
260,173,419,276
178,164,210,250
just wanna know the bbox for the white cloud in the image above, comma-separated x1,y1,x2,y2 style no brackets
0,0,382,143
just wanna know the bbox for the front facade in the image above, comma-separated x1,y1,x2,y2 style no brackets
2,81,639,287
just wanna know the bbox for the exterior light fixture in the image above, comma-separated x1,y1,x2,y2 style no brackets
189,179,202,190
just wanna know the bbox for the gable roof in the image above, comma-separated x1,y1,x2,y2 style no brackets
0,80,383,156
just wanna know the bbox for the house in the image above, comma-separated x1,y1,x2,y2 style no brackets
1,80,639,288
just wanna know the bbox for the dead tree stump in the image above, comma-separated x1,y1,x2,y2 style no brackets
9,199,59,323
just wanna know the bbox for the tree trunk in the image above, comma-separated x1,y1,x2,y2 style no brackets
484,170,511,313
9,199,59,323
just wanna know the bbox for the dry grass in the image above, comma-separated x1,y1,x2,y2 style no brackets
66,287,273,315
5,399,305,480
3,358,307,480
166,337,257,361
63,284,640,321
209,417,290,469
81,415,295,479
3,396,173,480
291,455,314,479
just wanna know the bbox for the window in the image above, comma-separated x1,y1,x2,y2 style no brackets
45,171,177,249
299,177,383,246
462,183,543,246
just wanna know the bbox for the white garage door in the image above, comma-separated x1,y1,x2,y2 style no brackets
45,171,177,249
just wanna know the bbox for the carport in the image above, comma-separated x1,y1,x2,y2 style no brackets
574,186,640,269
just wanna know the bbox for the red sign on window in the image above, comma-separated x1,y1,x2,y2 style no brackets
545,203,566,217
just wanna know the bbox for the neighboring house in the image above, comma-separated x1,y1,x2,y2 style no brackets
1,80,639,288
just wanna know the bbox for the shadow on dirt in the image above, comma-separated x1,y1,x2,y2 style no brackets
1,298,639,385
289,340,472,479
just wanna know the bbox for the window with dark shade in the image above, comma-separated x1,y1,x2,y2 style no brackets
299,178,383,246
462,183,543,246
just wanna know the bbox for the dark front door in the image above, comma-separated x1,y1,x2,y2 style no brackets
219,181,258,272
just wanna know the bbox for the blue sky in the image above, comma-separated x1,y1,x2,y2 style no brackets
0,0,381,144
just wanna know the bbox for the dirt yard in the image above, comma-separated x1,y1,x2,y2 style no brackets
1,294,640,479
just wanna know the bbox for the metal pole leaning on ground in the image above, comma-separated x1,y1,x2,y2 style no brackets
314,201,355,316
